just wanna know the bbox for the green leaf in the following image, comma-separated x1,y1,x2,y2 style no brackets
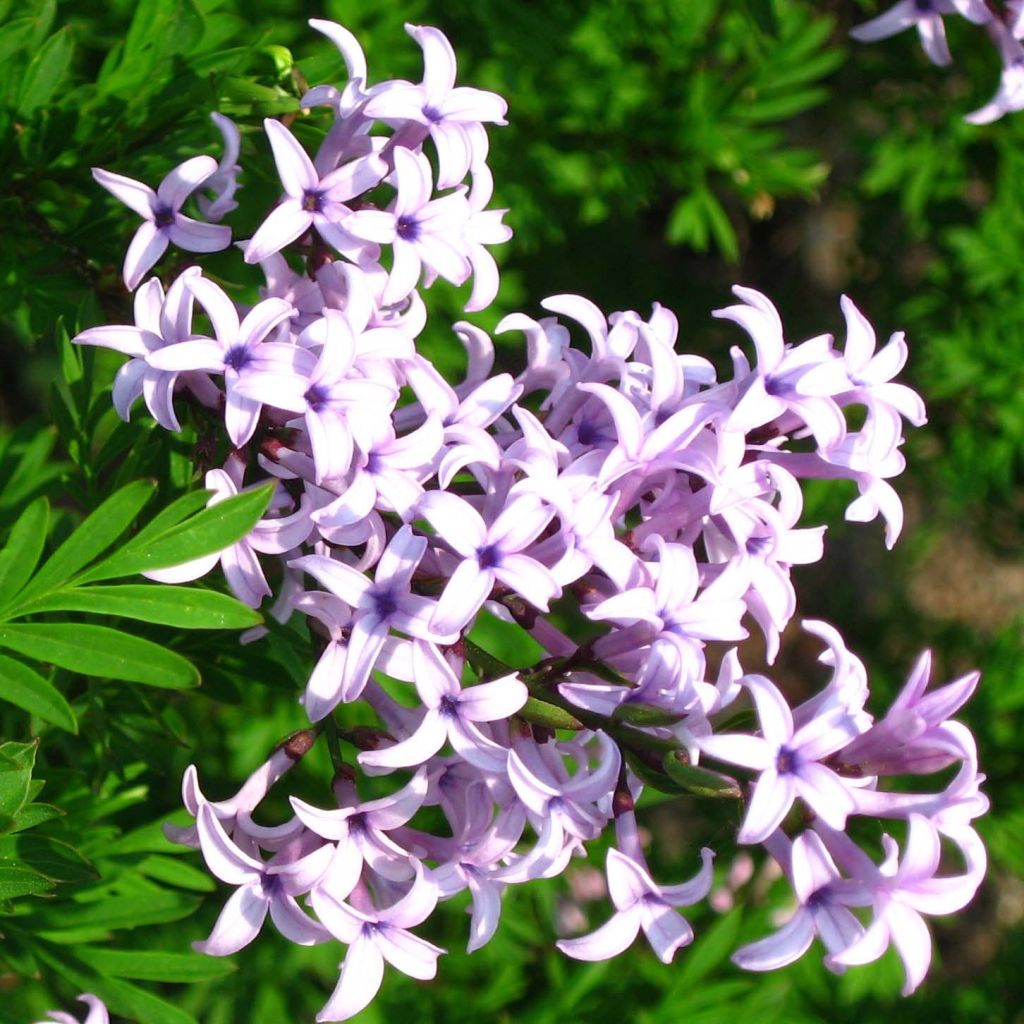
80,483,274,583
17,479,156,602
0,497,49,603
26,584,261,629
16,25,72,116
8,802,63,833
77,947,237,983
0,833,96,883
35,943,201,1024
35,891,201,932
0,864,53,899
675,908,744,987
0,653,76,732
0,623,199,689
0,739,35,828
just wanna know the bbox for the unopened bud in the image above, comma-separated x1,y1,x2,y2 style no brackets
279,729,317,761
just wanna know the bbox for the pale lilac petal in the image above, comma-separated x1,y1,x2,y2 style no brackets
224,388,263,448
147,338,226,372
639,900,694,963
738,769,796,844
92,167,156,219
74,325,152,357
168,216,231,253
411,24,457,107
304,642,346,722
658,847,716,907
193,884,268,955
457,675,528,721
376,926,443,979
317,937,385,1022
466,875,502,952
697,733,773,771
442,719,506,773
269,893,331,945
744,674,794,744
384,238,424,305
556,904,642,961
887,902,932,995
732,908,816,971
793,764,854,831
605,848,654,907
186,276,241,343
357,708,447,768
245,200,313,264
321,154,387,202
433,561,493,636
494,554,559,611
196,803,263,883
123,220,169,290
341,615,388,702
157,155,217,209
143,550,220,584
264,118,318,196
222,538,271,606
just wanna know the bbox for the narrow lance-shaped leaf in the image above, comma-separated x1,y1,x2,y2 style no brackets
23,584,262,629
0,497,49,606
78,947,237,983
0,623,199,689
16,24,72,116
0,653,77,733
16,479,156,604
80,483,275,582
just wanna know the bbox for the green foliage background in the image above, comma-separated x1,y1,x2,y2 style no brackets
1,0,1022,1021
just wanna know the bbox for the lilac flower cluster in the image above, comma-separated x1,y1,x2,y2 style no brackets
76,19,986,1020
852,0,1024,123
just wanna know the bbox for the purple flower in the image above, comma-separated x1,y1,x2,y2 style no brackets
290,525,454,711
358,640,526,771
732,829,866,972
698,674,859,844
345,147,472,306
73,267,201,431
311,865,445,1021
146,277,298,447
192,803,332,955
92,156,231,289
35,995,109,1024
965,22,1024,124
850,0,992,66
365,24,508,188
417,489,560,635
557,813,714,964
244,118,386,264
824,814,985,994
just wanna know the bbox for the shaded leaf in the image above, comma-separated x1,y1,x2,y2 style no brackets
0,497,49,605
0,864,53,899
17,479,156,602
80,483,274,582
0,622,199,689
77,947,237,983
0,833,96,883
16,25,73,116
0,653,77,732
35,891,201,932
27,584,262,629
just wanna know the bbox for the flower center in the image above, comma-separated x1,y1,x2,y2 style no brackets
302,190,324,214
152,203,175,229
396,216,420,241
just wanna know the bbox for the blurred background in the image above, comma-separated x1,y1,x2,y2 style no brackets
1,0,1022,1021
